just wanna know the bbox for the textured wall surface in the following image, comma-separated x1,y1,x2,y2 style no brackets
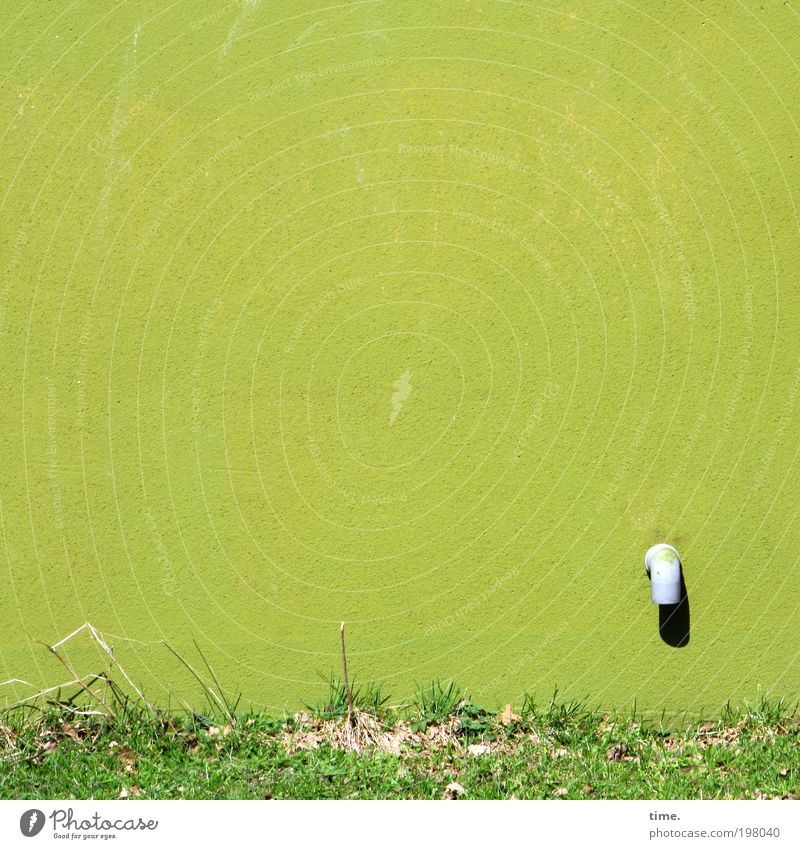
1,1,799,716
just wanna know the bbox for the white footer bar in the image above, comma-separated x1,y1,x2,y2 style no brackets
2,799,797,848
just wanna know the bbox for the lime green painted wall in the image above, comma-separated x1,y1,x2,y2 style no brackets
2,1,799,716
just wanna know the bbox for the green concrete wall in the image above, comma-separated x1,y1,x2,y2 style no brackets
1,1,799,717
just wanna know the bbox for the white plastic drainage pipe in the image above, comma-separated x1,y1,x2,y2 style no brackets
644,544,682,605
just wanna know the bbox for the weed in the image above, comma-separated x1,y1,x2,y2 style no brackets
410,680,465,731
307,675,389,722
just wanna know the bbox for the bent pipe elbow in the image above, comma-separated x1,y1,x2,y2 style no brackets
645,543,682,605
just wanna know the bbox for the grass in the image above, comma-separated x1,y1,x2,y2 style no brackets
1,683,799,800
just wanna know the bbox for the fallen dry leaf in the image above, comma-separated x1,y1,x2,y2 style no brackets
116,745,136,763
114,745,137,774
467,743,490,756
500,704,521,726
607,744,629,761
443,781,467,800
553,787,569,798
